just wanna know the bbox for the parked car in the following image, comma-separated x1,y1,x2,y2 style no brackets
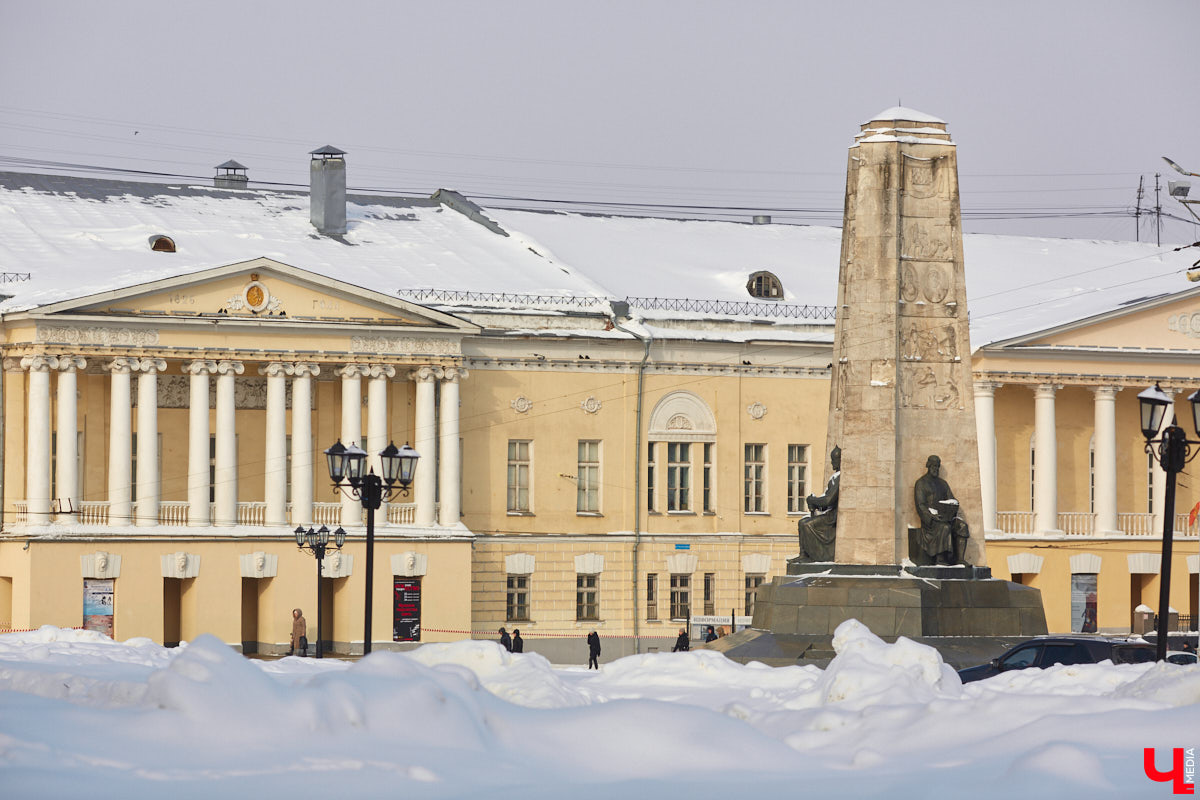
958,636,1156,683
1166,651,1197,666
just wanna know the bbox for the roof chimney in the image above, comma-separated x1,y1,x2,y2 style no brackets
214,160,248,189
309,145,347,235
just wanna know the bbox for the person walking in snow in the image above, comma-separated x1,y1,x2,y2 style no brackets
587,630,601,669
512,629,524,653
672,627,690,652
498,626,512,652
289,608,307,657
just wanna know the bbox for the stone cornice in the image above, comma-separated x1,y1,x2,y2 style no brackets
974,370,1200,391
466,356,830,378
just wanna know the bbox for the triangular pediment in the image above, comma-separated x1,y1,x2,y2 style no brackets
24,257,476,333
983,286,1200,352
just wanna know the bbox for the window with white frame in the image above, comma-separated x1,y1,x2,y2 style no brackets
1147,451,1154,514
646,573,659,620
745,574,766,616
576,574,599,621
577,440,600,513
702,443,714,513
670,574,691,620
1088,436,1094,514
703,572,715,615
667,442,691,511
647,442,658,513
507,440,531,513
787,444,809,513
744,444,766,513
506,574,530,621
1029,433,1036,513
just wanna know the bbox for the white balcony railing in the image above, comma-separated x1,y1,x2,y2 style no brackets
78,502,109,526
1058,511,1095,536
1117,512,1156,537
996,510,1034,534
160,502,190,526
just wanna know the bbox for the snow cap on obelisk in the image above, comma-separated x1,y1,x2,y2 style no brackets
824,108,986,567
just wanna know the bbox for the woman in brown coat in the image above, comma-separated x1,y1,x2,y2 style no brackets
290,608,307,656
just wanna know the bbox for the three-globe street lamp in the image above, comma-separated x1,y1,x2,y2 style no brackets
323,439,420,656
293,524,347,659
1136,383,1200,662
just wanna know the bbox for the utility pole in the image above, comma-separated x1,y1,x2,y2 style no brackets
1155,172,1163,246
1135,176,1144,242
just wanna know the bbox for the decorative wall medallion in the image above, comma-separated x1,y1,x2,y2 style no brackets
900,264,920,303
666,413,693,430
1167,311,1200,339
511,395,533,414
747,401,767,420
923,264,949,304
580,396,602,414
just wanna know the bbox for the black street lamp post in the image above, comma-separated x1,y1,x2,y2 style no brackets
294,524,346,659
324,439,420,656
1137,384,1200,662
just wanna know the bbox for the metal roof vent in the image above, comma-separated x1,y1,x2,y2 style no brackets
310,145,347,235
214,159,248,189
752,215,772,225
149,235,176,253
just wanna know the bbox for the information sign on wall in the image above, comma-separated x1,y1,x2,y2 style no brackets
394,578,421,642
83,578,114,638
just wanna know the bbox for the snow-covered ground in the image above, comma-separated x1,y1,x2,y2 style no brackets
1,621,1196,798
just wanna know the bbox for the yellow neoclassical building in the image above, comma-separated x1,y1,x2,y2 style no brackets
0,158,1195,659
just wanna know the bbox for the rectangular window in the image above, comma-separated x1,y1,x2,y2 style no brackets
646,573,658,620
507,440,531,513
506,575,529,621
576,574,599,621
670,574,691,620
744,444,766,513
647,442,658,512
1071,573,1098,633
209,434,217,503
1147,452,1154,514
703,572,715,616
787,445,809,513
745,574,766,617
667,442,691,511
702,443,714,513
577,440,600,513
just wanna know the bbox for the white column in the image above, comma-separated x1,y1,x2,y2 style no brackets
1033,384,1063,534
366,364,395,520
411,366,442,527
106,358,134,526
1091,385,1120,535
261,362,292,526
290,364,320,527
21,355,56,524
184,361,215,526
1151,387,1176,535
53,356,86,522
213,360,244,527
134,358,166,527
339,364,368,526
439,367,467,526
973,381,999,533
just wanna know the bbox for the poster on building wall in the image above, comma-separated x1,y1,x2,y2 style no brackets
83,578,114,638
1070,573,1098,633
394,578,421,642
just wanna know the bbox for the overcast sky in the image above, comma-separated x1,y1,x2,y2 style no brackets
2,1,1198,243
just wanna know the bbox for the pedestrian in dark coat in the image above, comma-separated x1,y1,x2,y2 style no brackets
498,626,512,652
289,608,307,656
704,625,718,644
512,630,524,653
672,627,690,652
587,630,601,669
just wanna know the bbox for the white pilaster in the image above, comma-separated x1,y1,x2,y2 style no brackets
339,364,369,526
106,358,134,526
21,355,56,524
184,361,215,526
1033,384,1063,534
1151,387,1176,534
973,381,998,533
411,366,442,527
261,362,292,526
134,358,166,527
53,356,86,522
290,364,320,527
213,360,244,527
366,364,395,520
1091,386,1120,534
439,367,467,526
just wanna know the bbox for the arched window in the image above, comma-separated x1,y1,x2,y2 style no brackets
149,235,176,253
746,271,783,300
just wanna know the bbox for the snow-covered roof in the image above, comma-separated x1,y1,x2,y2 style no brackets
866,106,946,124
0,170,1195,350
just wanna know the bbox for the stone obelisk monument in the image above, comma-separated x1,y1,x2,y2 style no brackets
711,109,1046,668
826,107,986,567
